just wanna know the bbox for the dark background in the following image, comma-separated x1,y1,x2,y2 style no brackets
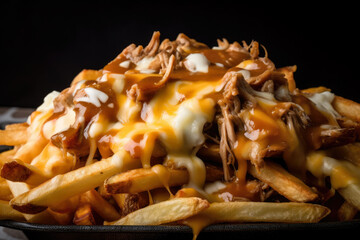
1,1,359,108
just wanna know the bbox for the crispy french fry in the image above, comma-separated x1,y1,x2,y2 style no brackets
48,208,74,225
10,151,140,214
105,197,209,226
333,95,360,122
73,203,96,225
49,195,80,214
0,200,25,221
338,201,358,221
1,159,50,185
5,122,29,131
82,189,121,221
30,143,76,177
248,161,318,202
1,143,77,186
6,180,57,224
112,192,149,217
0,178,13,200
182,202,330,238
325,142,360,166
105,167,189,194
0,128,28,146
13,110,52,164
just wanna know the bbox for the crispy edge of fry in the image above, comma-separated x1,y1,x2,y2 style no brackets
0,200,25,221
333,95,360,122
1,159,50,185
0,128,28,146
10,151,140,214
82,189,121,221
248,161,318,202
105,167,189,194
105,197,210,226
112,192,149,217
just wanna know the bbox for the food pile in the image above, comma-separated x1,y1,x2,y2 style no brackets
1,32,359,239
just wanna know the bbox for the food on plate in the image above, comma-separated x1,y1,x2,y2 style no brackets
1,31,359,238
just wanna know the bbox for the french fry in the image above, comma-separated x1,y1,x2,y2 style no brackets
0,128,28,146
0,178,13,201
333,95,360,122
248,161,318,202
13,110,52,164
1,159,50,185
6,180,57,224
105,167,189,194
0,149,17,165
73,203,96,225
48,195,80,214
30,142,76,177
82,189,121,221
338,201,358,221
338,183,360,211
325,142,360,166
48,208,74,225
112,192,149,217
0,200,25,221
5,122,28,131
10,150,140,214
105,197,209,226
182,202,330,237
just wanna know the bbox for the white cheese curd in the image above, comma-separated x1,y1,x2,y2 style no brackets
98,74,108,82
119,60,131,68
307,91,340,120
184,53,210,73
76,88,109,107
135,56,156,73
110,74,125,94
36,91,60,112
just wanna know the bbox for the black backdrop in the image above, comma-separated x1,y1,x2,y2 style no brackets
1,1,359,108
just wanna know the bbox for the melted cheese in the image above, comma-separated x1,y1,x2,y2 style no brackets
36,91,60,112
306,151,360,189
42,107,76,139
307,91,340,125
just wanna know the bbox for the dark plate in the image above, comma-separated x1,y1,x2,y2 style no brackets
1,220,360,240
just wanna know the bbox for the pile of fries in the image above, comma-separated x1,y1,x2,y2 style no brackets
1,32,359,238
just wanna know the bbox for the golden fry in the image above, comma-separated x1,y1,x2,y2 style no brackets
248,161,318,202
105,197,209,226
